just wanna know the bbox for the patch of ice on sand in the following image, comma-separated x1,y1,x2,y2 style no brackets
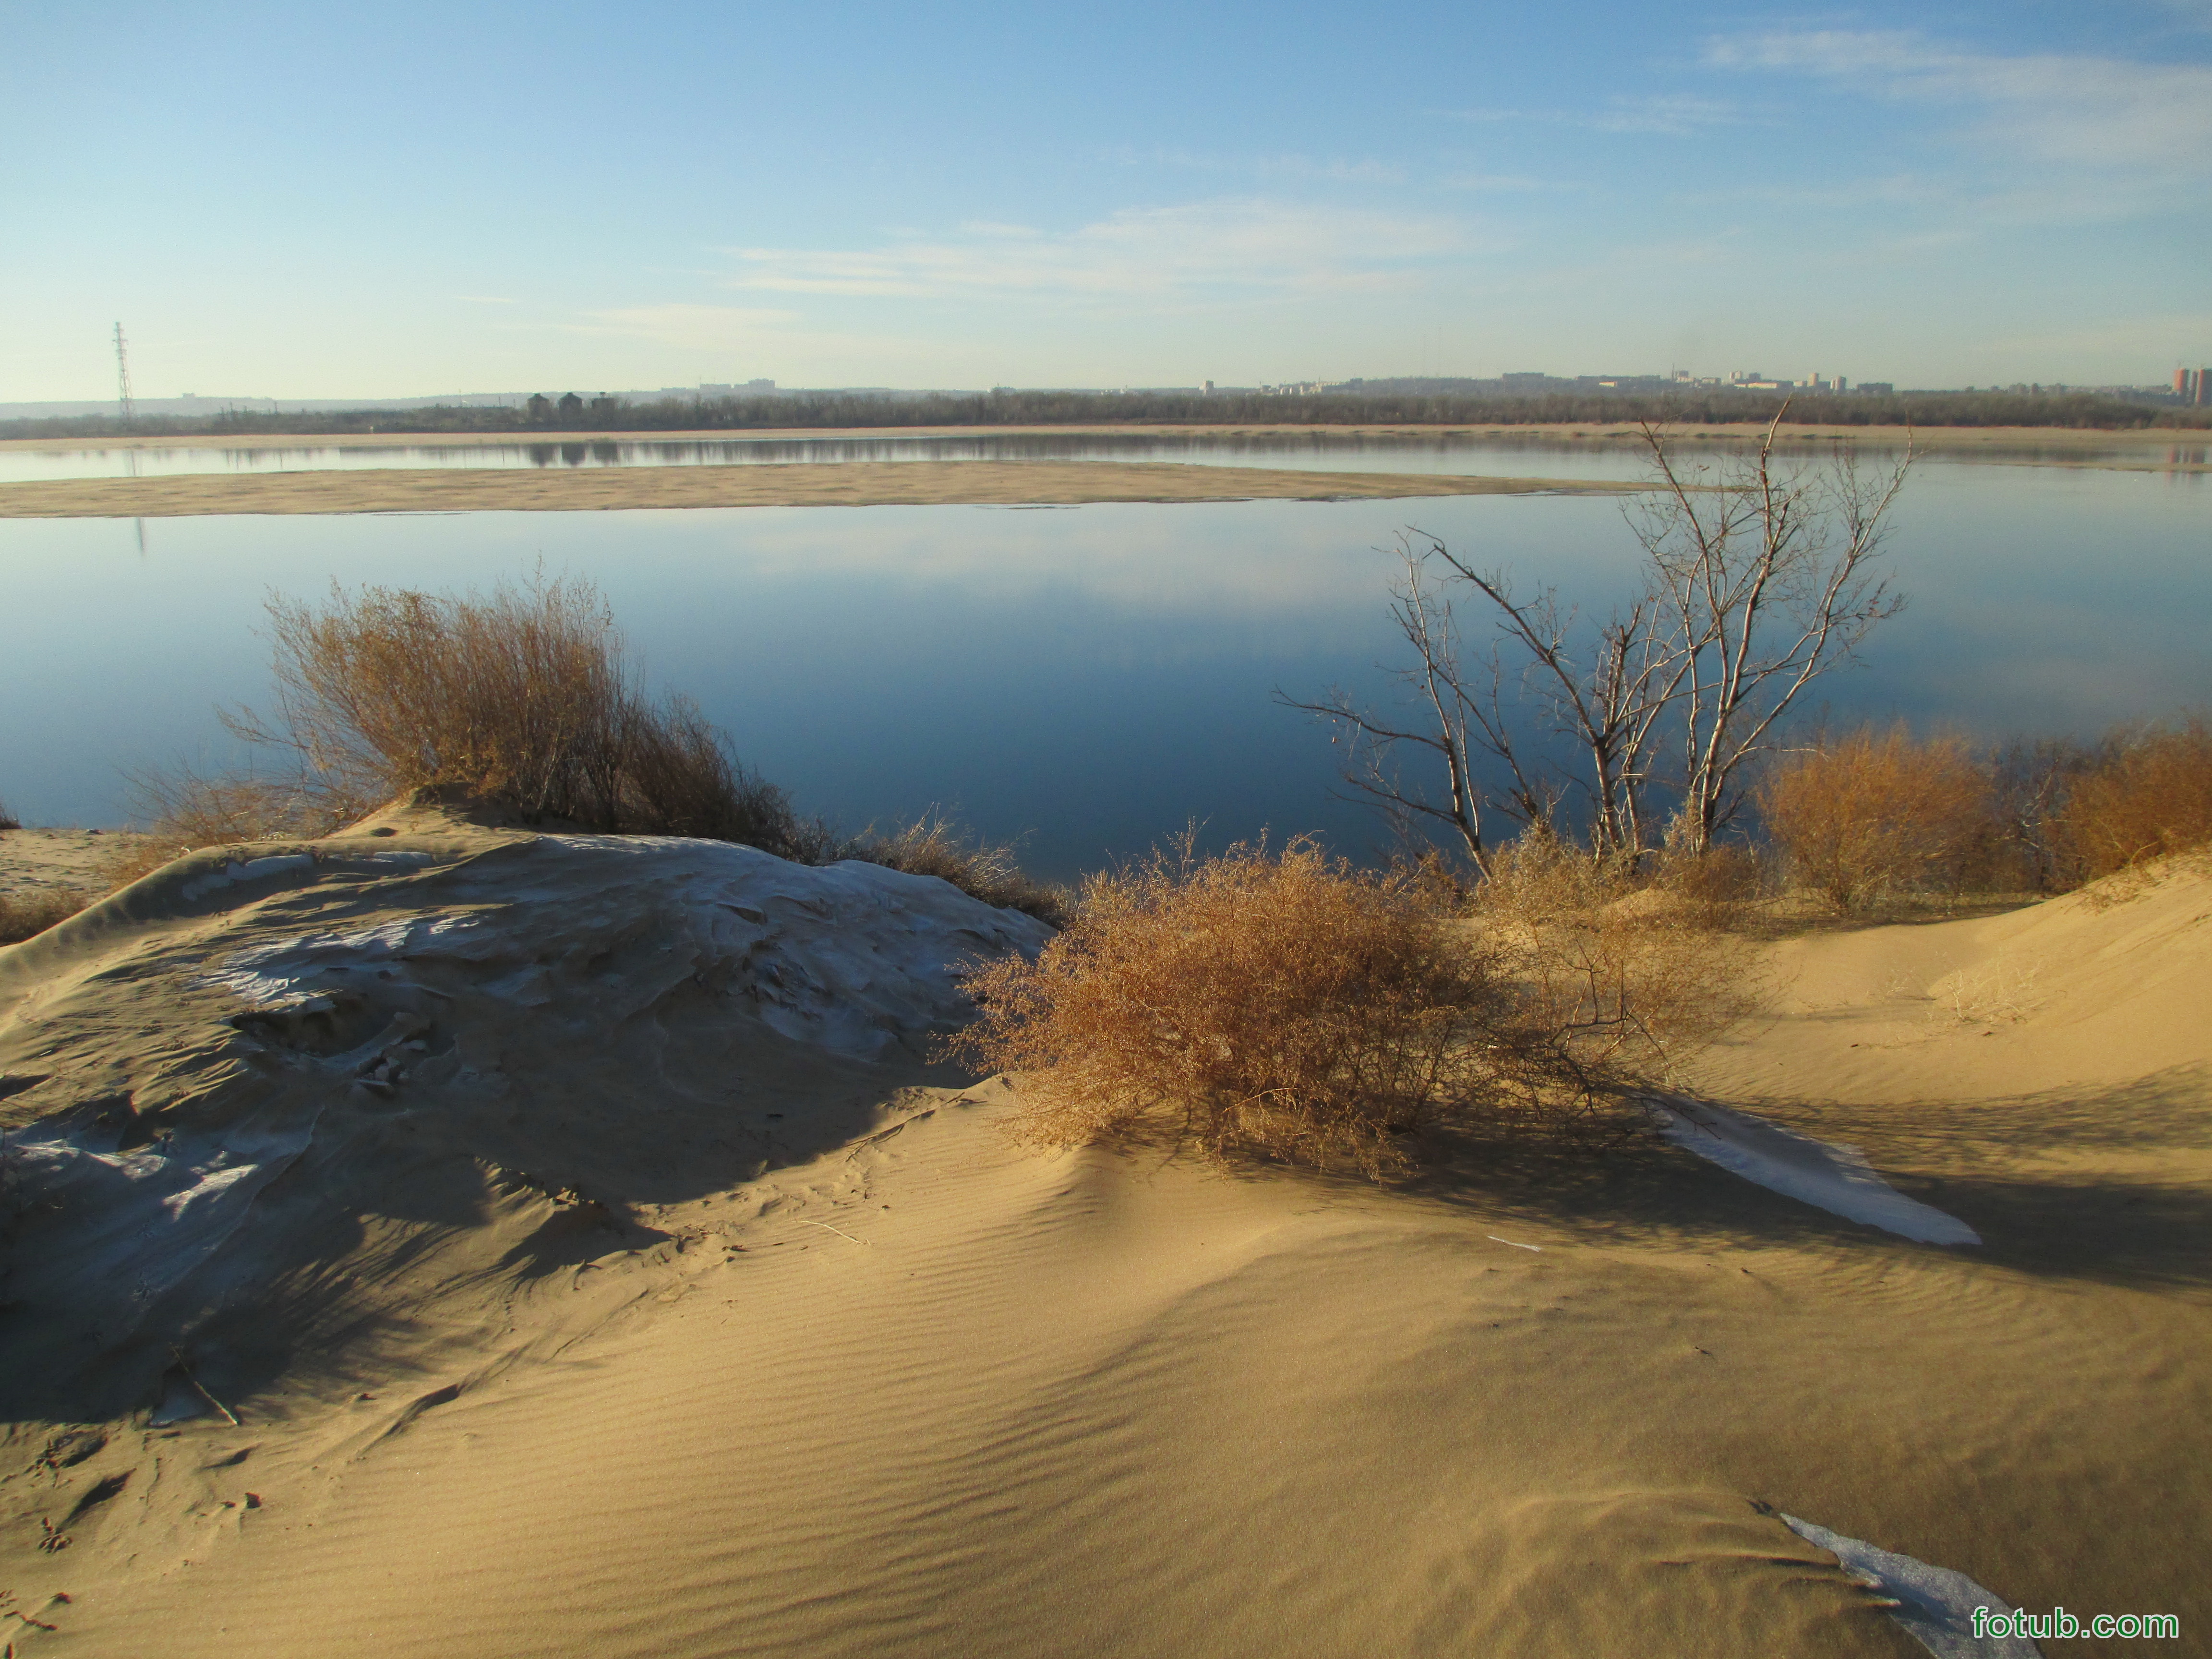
187,834,1055,1061
2,1110,322,1350
192,913,494,1008
1645,1095,1980,1246
1783,1515,2041,1658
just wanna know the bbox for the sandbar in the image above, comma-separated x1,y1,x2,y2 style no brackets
0,459,1644,518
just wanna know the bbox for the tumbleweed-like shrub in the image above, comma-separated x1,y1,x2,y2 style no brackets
2057,716,2212,879
947,835,1727,1175
1755,726,1989,912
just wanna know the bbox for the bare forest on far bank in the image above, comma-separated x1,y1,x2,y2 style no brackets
8,385,2211,445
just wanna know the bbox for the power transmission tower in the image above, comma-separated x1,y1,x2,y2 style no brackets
113,321,134,424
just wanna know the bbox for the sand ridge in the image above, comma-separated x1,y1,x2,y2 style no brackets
1,819,2205,1656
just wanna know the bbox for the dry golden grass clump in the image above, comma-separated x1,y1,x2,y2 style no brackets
950,834,1755,1176
2058,716,2212,879
1756,726,1989,913
843,812,1069,926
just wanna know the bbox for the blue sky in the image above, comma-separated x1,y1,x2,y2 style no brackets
6,0,2208,398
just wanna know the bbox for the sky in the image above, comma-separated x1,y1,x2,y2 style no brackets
5,0,2209,399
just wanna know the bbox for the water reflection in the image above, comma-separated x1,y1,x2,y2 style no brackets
0,432,1788,485
7,428,2207,488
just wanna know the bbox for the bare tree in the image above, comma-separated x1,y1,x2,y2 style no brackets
1634,413,1912,853
1283,541,1554,872
1285,411,1913,868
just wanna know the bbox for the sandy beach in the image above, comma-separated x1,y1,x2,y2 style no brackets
0,459,1646,518
0,810,2202,1657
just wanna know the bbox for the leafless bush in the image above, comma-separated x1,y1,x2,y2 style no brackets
948,834,1751,1177
1470,831,1765,1097
0,890,92,946
0,799,19,832
124,766,360,852
609,693,828,855
2057,716,2212,879
1646,840,1767,927
1987,736,2099,891
844,811,1069,925
163,571,827,859
1755,727,1989,913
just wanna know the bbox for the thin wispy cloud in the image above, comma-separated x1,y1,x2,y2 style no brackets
720,200,1471,307
1445,95,1744,135
1708,30,2212,175
1107,146,1405,184
1439,172,1556,192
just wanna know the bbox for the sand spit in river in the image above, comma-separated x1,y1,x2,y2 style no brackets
0,812,2205,1658
0,460,1642,518
0,419,2200,460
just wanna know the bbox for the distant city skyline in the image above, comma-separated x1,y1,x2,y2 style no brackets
6,1,2207,403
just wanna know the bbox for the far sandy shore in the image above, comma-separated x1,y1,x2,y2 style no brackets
0,460,1644,518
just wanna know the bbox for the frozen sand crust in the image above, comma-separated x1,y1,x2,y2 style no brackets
175,835,1051,1060
0,830,1050,1403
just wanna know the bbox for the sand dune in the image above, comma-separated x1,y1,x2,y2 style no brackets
0,460,1639,519
1,818,2204,1657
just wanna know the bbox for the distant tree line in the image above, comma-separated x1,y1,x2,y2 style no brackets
8,386,2210,444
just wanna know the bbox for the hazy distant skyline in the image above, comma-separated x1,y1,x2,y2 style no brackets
8,1,2208,402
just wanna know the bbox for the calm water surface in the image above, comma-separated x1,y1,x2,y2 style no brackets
2,460,2205,880
0,432,1669,484
3,431,2206,485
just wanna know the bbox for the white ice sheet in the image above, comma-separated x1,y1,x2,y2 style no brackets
1646,1096,1981,1246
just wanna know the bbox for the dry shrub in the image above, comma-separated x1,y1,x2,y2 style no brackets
609,693,828,854
2057,716,2212,879
950,837,1498,1174
1987,736,2099,892
1756,727,1989,913
1470,832,1763,1097
1646,841,1767,927
202,572,818,859
845,811,1068,925
949,834,1748,1176
0,800,20,832
0,890,92,946
125,767,358,851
